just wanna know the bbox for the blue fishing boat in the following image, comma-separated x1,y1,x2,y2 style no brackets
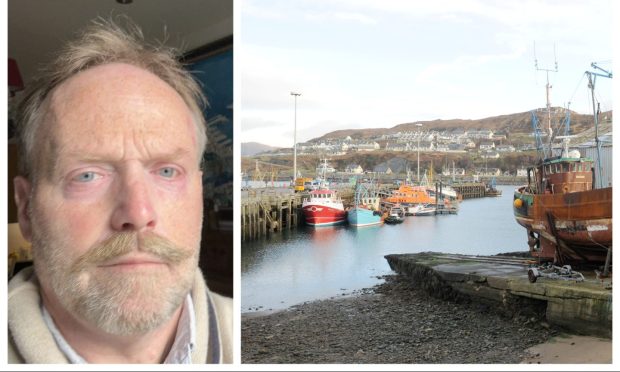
347,181,383,227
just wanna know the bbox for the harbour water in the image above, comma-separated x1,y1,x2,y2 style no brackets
241,185,527,313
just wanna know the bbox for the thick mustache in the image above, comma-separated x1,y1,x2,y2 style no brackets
71,232,191,272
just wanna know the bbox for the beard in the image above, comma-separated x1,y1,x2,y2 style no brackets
31,223,199,336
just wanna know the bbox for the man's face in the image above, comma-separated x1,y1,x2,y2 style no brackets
22,63,204,335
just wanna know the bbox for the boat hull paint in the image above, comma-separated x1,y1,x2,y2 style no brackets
513,187,612,264
412,205,436,216
303,205,347,226
347,207,383,227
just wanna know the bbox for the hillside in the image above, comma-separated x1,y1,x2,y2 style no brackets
314,109,612,142
241,142,281,157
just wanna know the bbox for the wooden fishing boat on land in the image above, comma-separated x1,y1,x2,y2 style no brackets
513,152,612,265
513,62,612,267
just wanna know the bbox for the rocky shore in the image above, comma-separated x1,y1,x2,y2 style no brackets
242,274,559,364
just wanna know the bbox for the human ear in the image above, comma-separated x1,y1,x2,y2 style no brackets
14,176,33,242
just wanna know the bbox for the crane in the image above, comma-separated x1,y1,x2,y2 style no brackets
586,62,612,190
249,160,293,183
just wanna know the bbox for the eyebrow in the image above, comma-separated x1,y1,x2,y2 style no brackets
47,147,194,179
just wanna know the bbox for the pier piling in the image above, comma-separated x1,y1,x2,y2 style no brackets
241,192,302,241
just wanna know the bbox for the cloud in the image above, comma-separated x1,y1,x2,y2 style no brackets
240,0,287,20
305,11,377,25
241,116,285,132
239,0,613,147
332,0,609,27
415,46,526,83
240,116,292,148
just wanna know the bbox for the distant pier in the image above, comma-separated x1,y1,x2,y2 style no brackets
451,183,487,199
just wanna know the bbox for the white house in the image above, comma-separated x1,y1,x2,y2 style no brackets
496,144,516,153
388,143,409,152
435,144,450,152
467,130,494,139
357,141,380,151
442,167,466,176
316,162,336,174
476,167,501,176
345,164,364,174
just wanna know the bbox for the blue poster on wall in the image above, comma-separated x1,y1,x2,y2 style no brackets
187,48,233,224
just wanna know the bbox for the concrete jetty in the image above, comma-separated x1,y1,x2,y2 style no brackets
385,252,612,338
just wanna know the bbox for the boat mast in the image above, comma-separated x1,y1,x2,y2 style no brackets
534,42,558,158
585,62,613,189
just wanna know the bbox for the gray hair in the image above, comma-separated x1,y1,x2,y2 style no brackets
15,15,208,179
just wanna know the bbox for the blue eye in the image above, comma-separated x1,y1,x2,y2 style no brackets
159,167,176,178
75,172,96,182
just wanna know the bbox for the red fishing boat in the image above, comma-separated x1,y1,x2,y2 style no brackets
302,188,346,226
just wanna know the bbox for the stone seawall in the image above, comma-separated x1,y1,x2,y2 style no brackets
385,252,612,338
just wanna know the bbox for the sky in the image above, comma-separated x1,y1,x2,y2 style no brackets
240,0,615,148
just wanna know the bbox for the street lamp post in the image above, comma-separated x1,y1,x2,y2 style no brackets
416,123,423,184
291,92,301,182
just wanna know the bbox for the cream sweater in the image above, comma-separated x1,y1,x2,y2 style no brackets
8,266,233,364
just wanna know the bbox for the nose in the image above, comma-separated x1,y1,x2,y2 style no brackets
111,171,157,232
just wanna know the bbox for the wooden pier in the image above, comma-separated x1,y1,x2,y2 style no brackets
241,187,356,241
451,183,487,199
241,191,302,241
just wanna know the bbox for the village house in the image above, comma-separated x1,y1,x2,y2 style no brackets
496,144,516,152
356,141,380,151
387,143,410,152
373,164,392,174
467,129,494,139
479,142,495,151
345,163,364,174
476,167,502,176
442,167,466,176
516,168,528,177
435,143,450,152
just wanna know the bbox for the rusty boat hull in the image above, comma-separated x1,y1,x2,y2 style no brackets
513,186,612,264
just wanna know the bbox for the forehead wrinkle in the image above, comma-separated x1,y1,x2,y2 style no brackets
33,63,201,180
54,146,194,169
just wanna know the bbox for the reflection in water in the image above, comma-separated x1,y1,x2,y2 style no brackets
309,225,339,246
242,186,525,312
309,226,338,277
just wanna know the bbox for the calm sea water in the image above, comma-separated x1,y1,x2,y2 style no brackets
241,185,526,313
